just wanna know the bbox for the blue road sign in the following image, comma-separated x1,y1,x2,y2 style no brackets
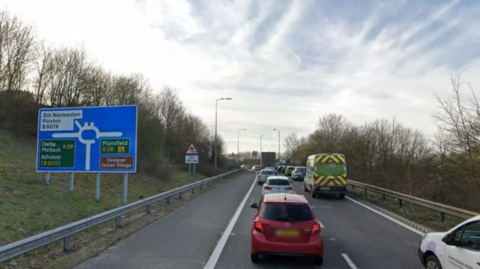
36,105,138,173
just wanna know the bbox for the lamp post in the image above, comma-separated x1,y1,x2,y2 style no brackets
215,97,232,168
237,129,246,164
273,128,280,162
260,135,263,166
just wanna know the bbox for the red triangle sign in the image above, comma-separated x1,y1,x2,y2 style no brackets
185,143,199,155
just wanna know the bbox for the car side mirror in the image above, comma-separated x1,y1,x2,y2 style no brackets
250,202,258,209
311,205,317,210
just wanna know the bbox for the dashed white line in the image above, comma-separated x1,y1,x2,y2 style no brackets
203,175,257,269
345,196,424,236
318,220,325,228
342,253,358,269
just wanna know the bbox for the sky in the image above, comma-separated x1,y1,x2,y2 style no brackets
1,0,480,154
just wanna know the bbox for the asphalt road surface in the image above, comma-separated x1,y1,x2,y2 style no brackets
74,172,425,269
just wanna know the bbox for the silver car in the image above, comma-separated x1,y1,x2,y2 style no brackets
257,169,276,185
265,167,278,175
292,167,306,181
262,176,295,196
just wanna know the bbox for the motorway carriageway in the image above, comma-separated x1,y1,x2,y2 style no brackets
74,172,424,269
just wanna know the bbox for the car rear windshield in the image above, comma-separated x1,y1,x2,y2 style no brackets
296,168,305,172
261,170,274,175
260,203,314,222
267,179,290,186
287,167,294,170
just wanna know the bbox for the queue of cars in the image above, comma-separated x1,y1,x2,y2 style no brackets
252,166,323,265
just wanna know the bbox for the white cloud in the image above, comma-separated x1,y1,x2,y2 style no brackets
1,0,480,153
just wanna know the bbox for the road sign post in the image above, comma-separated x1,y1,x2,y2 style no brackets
185,142,199,181
36,105,138,202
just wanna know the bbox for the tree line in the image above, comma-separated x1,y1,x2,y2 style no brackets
284,75,480,211
0,11,229,176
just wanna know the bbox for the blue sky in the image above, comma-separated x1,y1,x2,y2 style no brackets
1,0,480,153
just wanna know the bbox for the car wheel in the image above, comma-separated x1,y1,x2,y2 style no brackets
304,183,309,192
313,256,323,266
251,253,260,263
425,255,442,269
339,193,345,199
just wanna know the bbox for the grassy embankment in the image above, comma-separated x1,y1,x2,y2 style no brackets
0,130,241,269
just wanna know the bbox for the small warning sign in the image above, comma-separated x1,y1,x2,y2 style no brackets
185,142,199,155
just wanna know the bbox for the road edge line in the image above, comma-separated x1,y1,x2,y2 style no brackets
203,174,257,269
346,196,425,236
341,253,358,269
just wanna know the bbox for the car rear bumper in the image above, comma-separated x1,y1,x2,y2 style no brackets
262,190,296,195
313,186,347,194
257,178,267,184
292,175,304,180
251,231,324,257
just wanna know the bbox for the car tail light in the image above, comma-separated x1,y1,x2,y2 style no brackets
311,223,320,235
264,185,272,190
254,221,264,233
285,186,293,190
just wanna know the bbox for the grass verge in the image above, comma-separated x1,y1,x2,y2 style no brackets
0,129,243,268
348,185,465,232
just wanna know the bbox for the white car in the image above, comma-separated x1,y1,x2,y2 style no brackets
262,176,295,196
418,214,480,269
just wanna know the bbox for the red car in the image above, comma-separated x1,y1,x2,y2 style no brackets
250,193,324,265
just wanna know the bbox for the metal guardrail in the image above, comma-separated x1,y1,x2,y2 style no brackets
0,169,244,263
348,180,478,222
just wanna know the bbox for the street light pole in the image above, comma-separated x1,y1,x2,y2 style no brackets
215,97,232,168
237,129,246,164
260,135,263,167
273,128,280,162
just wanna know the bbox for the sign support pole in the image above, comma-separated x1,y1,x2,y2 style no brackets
95,173,101,203
123,173,128,205
193,165,196,180
188,164,191,181
45,172,50,185
69,172,74,193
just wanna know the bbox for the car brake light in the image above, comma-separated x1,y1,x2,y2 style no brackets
311,223,320,235
285,186,293,190
254,221,263,233
264,186,272,190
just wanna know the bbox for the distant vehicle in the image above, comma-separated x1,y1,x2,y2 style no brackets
284,166,295,176
261,152,276,168
265,167,277,175
241,165,247,169
281,166,287,173
277,165,284,172
304,153,347,199
262,176,295,196
292,167,306,181
250,193,324,265
418,214,480,269
257,169,275,185
252,165,262,172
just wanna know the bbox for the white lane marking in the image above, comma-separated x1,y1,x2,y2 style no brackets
342,253,358,269
346,196,424,236
204,175,257,269
318,220,325,228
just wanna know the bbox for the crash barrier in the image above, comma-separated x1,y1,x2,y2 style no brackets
348,180,478,223
0,169,243,263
